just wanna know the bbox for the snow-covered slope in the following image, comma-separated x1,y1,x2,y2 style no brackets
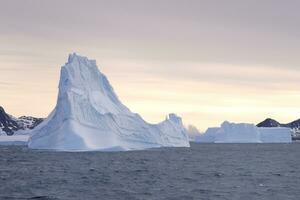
0,106,43,136
28,53,190,151
195,121,292,143
0,106,19,135
17,116,43,130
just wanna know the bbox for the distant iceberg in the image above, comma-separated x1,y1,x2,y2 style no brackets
195,121,292,143
0,135,29,145
259,127,292,143
186,125,202,141
28,53,190,151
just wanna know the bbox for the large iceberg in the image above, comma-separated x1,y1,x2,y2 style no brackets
195,121,291,143
28,53,190,151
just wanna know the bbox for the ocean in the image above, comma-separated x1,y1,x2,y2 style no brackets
0,143,300,200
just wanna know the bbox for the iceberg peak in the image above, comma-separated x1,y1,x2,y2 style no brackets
167,113,183,125
28,53,190,151
68,52,80,63
67,53,96,66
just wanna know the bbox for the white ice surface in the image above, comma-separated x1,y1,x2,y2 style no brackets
0,135,29,145
194,127,219,143
195,121,292,143
259,127,292,143
186,125,202,141
215,121,261,143
28,53,190,151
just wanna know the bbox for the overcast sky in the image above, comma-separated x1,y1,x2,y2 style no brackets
1,0,300,130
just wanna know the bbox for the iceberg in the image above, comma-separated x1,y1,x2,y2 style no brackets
194,127,219,143
195,121,292,143
186,125,202,141
28,53,190,151
0,135,29,145
259,127,292,143
215,121,261,143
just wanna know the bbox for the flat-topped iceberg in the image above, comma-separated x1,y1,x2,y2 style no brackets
0,135,29,145
259,127,292,143
215,121,261,143
195,121,292,143
28,53,190,151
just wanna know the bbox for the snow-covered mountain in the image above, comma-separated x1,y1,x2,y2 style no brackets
0,106,43,135
257,118,300,129
0,106,20,135
257,118,281,128
28,53,190,151
17,116,44,130
286,119,300,129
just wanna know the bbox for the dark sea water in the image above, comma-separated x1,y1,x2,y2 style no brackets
0,143,300,200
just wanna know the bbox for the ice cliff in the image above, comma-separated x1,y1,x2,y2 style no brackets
28,53,190,151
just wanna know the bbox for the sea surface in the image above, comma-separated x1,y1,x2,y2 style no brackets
0,143,300,200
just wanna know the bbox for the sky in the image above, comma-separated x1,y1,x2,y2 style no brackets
1,0,300,131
